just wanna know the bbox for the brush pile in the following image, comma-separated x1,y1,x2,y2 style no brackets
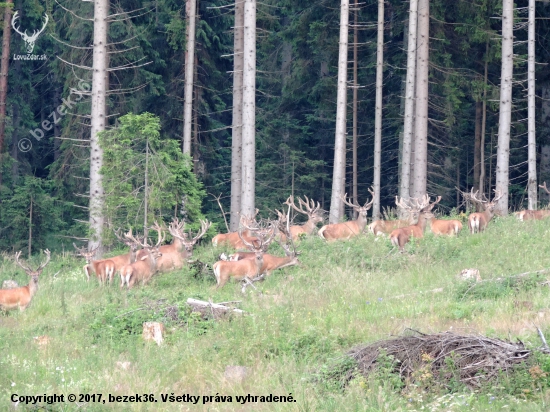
345,330,530,388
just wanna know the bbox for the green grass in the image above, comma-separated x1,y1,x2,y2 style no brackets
2,216,550,410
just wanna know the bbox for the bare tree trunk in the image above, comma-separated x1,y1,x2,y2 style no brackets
372,0,384,221
479,40,488,196
28,196,32,258
541,84,550,203
182,0,197,155
527,0,537,210
495,0,514,215
0,0,12,186
329,0,349,224
192,55,201,172
89,0,109,255
352,0,358,214
240,0,256,216
412,0,429,198
474,101,482,190
399,0,418,201
230,0,244,231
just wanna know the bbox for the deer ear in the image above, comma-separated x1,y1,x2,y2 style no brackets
140,255,148,261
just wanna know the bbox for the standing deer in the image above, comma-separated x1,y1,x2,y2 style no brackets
284,196,324,240
368,207,415,236
390,195,436,252
465,188,503,234
423,196,463,236
212,210,260,249
162,219,211,271
213,222,276,292
318,190,375,241
0,249,50,311
119,227,165,289
73,243,116,285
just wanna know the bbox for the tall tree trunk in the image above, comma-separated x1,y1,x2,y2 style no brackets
0,0,13,186
352,0,358,215
192,55,200,172
89,0,109,255
372,0,384,220
474,101,482,190
399,0,418,202
230,0,244,231
329,0,349,224
479,40,489,196
540,84,550,203
527,0,537,210
495,0,514,215
240,0,256,216
54,85,61,161
182,0,197,155
412,0,429,198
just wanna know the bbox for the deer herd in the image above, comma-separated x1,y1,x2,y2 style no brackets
3,185,550,312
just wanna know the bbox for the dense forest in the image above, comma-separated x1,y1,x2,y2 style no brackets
0,0,549,253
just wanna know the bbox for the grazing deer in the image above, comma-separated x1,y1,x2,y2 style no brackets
162,219,211,271
229,224,300,277
390,195,436,252
73,243,116,285
0,249,50,311
318,190,375,241
120,228,165,289
212,209,260,249
284,196,324,240
464,188,503,234
421,196,463,236
213,223,276,293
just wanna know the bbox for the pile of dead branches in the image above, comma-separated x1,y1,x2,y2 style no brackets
344,330,530,389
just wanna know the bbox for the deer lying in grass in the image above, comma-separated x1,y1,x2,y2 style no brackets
213,221,276,293
464,188,503,234
422,196,463,236
211,209,260,249
390,195,436,252
119,227,165,289
318,190,374,241
515,182,550,221
284,196,324,240
229,223,300,277
0,249,50,311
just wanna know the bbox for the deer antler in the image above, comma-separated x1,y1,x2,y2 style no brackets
491,190,504,203
540,182,550,195
15,249,50,274
11,12,26,38
14,251,32,273
36,249,51,271
185,219,211,245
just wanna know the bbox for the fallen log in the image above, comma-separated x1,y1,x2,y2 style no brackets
186,298,245,320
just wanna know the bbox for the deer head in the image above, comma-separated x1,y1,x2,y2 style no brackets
14,249,51,282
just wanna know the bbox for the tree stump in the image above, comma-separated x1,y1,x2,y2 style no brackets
142,322,165,345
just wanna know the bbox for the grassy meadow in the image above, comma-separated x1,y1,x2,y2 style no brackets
2,216,550,411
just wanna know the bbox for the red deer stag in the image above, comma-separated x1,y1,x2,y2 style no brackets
229,224,300,277
163,219,211,271
213,222,276,293
516,182,550,221
465,188,503,234
211,210,260,249
119,227,165,289
368,207,416,236
424,196,463,236
284,196,324,240
0,249,50,311
390,195,436,252
318,190,375,241
73,243,116,285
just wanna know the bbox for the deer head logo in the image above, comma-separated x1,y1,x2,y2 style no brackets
11,12,49,54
